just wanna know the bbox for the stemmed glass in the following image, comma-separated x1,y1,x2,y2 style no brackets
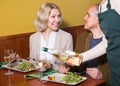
36,53,51,85
36,59,45,86
4,49,15,75
35,54,45,79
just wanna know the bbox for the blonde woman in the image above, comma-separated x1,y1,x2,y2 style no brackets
29,2,73,71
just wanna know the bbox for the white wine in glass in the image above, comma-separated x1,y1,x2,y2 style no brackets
4,49,15,75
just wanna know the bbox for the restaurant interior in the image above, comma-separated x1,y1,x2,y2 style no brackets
0,0,109,86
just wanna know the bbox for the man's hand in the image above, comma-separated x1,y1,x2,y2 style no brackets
86,68,103,79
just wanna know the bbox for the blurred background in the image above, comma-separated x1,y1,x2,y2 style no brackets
0,0,100,36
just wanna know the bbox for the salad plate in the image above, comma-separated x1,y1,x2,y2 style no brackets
41,72,87,85
2,62,40,72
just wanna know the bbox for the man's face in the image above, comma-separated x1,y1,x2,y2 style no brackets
84,7,98,30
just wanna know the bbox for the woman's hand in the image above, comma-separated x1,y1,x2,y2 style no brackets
43,60,52,70
59,64,70,73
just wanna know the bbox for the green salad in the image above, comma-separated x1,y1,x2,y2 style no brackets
63,72,82,84
16,62,36,72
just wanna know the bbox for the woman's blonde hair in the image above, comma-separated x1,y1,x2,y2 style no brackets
34,2,62,32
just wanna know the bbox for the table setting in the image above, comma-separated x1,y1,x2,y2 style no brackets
1,55,87,86
0,48,106,86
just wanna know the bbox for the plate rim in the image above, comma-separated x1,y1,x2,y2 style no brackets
2,62,39,72
41,72,87,85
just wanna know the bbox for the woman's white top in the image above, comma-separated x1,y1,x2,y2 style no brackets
40,31,56,64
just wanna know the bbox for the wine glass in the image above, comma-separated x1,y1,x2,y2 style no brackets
37,60,46,78
35,54,45,80
36,59,45,86
37,53,51,85
4,49,15,75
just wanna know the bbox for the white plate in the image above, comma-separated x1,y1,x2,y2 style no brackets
41,73,87,85
2,62,40,72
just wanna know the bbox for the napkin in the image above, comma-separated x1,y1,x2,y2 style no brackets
24,72,41,79
24,69,55,79
0,62,7,69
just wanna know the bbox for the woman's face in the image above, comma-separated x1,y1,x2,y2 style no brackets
47,9,62,31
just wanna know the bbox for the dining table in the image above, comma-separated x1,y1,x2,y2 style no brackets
0,68,106,86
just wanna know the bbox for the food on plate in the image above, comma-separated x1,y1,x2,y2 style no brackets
16,62,36,72
48,76,55,80
63,72,82,84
